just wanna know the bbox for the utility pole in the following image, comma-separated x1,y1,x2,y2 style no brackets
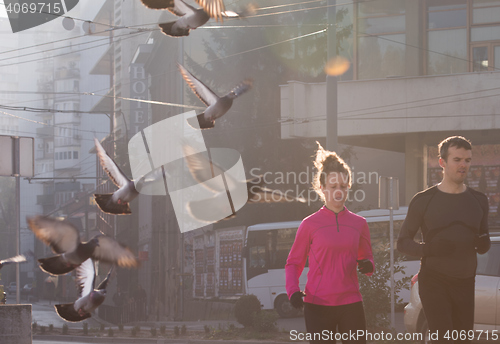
13,137,20,305
0,135,34,304
326,0,338,152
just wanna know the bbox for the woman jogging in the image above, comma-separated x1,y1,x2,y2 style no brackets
285,142,374,343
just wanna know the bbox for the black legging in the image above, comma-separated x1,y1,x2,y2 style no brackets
419,268,475,344
303,301,367,344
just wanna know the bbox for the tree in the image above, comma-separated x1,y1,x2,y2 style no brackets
358,239,411,331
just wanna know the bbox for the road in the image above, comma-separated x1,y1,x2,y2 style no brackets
8,295,405,343
5,295,105,330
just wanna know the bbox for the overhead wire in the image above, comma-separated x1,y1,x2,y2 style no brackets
0,30,151,68
0,109,110,137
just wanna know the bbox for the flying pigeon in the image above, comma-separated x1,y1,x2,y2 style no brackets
0,253,30,270
27,215,139,275
158,0,256,37
183,144,306,222
93,138,165,215
93,137,139,215
55,259,113,322
141,0,226,22
178,63,253,129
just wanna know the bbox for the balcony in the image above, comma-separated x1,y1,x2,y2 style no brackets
55,68,80,80
36,194,54,206
36,126,54,137
37,82,53,93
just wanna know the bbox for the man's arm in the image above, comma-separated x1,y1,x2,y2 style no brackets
397,194,426,257
476,193,490,254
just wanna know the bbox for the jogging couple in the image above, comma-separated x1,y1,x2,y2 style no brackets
286,136,490,343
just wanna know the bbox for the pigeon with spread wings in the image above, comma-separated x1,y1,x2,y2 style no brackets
28,215,139,275
55,259,113,322
140,0,226,21
178,63,252,129
158,0,213,37
93,137,138,215
158,0,256,37
93,137,165,215
183,144,306,222
0,252,31,270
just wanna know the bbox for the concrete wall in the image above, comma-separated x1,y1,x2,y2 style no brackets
280,72,500,139
0,305,32,344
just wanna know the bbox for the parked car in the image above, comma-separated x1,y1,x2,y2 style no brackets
21,284,33,296
404,235,500,343
7,282,16,294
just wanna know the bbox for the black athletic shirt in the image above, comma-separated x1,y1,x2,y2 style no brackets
397,185,490,279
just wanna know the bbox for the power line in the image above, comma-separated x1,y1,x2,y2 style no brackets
0,110,110,136
0,104,115,115
0,30,149,68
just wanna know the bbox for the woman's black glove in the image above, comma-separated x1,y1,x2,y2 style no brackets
290,291,306,309
357,259,374,274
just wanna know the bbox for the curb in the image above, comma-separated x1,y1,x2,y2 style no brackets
33,334,297,343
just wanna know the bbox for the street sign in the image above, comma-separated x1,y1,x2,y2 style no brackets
0,136,34,177
378,176,400,331
379,176,399,210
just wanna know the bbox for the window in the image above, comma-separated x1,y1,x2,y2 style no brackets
357,0,406,79
73,151,78,159
472,0,500,24
426,0,467,75
471,0,500,72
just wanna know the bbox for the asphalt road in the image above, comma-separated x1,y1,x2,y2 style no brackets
10,296,405,343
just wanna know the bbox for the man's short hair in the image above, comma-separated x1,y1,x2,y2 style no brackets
438,136,472,161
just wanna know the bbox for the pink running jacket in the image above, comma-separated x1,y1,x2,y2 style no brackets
285,206,374,306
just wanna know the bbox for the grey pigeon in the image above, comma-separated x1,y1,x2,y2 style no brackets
27,215,139,275
159,0,210,37
141,0,226,22
183,144,306,222
0,253,30,270
93,137,138,215
55,259,113,322
93,138,165,215
178,63,253,129
158,0,255,37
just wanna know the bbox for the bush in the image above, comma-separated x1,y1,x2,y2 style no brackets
252,310,279,333
48,324,53,332
118,323,124,331
108,328,114,337
62,323,68,335
40,326,46,334
174,325,180,336
235,294,261,327
160,325,166,335
83,322,88,335
358,241,411,331
181,324,187,335
131,326,137,337
100,323,105,331
32,321,37,332
150,327,157,337
204,324,211,334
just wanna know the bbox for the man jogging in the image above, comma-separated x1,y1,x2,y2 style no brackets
397,136,490,343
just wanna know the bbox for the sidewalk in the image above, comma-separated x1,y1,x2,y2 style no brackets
30,296,407,343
